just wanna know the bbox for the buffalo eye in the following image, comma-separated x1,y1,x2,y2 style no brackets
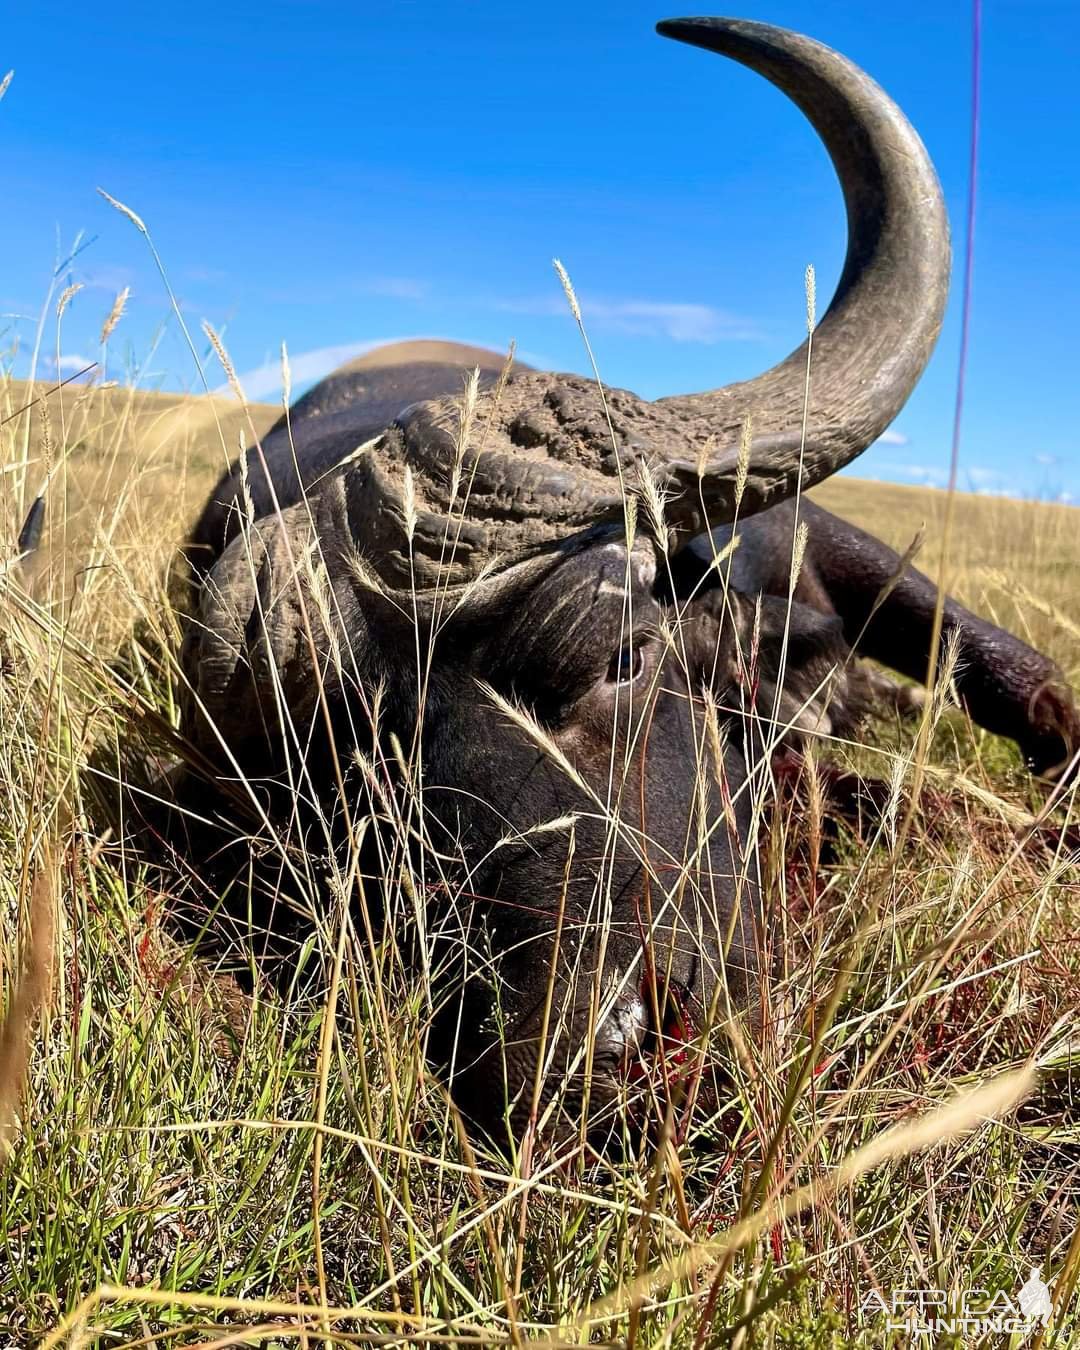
606,643,645,685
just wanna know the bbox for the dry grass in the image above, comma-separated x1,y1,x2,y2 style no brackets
1,368,1078,1348
814,477,1080,682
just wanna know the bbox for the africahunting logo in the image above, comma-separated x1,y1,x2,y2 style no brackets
860,1264,1058,1337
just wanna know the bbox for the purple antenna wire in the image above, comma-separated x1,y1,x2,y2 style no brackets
947,0,982,494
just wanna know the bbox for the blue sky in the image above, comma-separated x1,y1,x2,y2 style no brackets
3,0,1077,502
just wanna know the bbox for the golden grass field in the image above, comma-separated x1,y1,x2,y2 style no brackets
1,372,1078,1346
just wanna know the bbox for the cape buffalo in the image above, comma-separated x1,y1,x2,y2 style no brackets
179,18,1079,1144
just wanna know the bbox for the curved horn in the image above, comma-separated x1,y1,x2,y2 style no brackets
337,17,949,587
652,17,950,522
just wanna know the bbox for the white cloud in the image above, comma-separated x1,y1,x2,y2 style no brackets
46,352,96,375
873,460,947,487
220,339,409,401
965,465,1020,496
588,300,759,343
220,335,499,402
875,428,909,447
80,264,135,293
364,276,429,301
184,264,227,284
496,294,761,343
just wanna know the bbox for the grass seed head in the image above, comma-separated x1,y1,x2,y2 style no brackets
98,287,130,346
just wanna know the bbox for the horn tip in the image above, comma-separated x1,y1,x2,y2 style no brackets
656,17,737,42
656,16,781,56
17,495,46,556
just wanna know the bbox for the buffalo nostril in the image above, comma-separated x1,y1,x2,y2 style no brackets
604,977,695,1088
596,993,650,1073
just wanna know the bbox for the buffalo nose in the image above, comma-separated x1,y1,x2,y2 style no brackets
596,974,694,1080
593,990,651,1070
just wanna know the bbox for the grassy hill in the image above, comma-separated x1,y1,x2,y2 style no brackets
1,375,1078,1346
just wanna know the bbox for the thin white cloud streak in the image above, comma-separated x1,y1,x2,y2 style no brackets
220,338,413,401
965,465,1021,496
868,458,1032,500
80,264,135,293
875,428,908,447
221,335,497,402
495,295,761,343
184,264,227,284
47,352,96,374
364,276,429,301
871,460,948,487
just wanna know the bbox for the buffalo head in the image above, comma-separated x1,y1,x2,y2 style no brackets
180,18,953,1144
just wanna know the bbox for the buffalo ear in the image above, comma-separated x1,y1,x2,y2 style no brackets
717,591,868,748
